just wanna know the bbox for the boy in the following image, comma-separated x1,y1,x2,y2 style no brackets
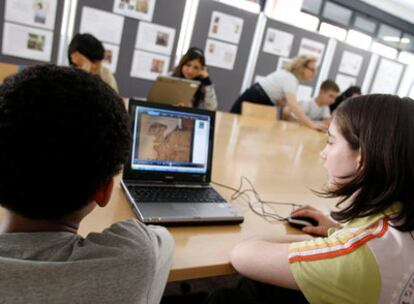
68,33,119,93
283,80,340,127
0,65,174,303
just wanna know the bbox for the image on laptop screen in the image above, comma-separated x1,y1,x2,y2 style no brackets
131,105,211,174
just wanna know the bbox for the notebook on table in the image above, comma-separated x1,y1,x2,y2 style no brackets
121,98,244,225
147,76,200,107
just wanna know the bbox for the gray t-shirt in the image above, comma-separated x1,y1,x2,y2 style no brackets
0,220,174,304
258,69,299,104
298,98,331,120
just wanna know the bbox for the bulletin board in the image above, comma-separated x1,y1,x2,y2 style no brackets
252,18,330,100
189,0,259,111
327,41,372,93
0,0,65,65
73,0,186,98
369,56,406,94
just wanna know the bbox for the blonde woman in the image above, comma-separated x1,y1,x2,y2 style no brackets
230,55,325,131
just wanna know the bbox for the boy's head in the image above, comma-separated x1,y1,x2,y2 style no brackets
318,80,340,106
68,33,105,74
0,65,131,220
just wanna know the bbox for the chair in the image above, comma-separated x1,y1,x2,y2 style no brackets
241,101,278,120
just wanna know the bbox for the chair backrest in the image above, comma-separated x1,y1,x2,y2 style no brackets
241,101,277,120
0,62,21,84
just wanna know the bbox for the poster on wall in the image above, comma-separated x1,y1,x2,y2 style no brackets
204,39,237,70
298,38,325,65
262,28,294,57
113,0,156,22
2,22,53,62
297,85,313,101
135,22,176,55
5,0,57,30
335,73,357,92
80,7,124,45
130,49,170,80
208,11,243,44
276,57,291,71
338,51,363,76
102,43,120,73
370,58,404,94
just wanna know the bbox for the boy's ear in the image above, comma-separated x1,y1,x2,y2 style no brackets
93,178,115,208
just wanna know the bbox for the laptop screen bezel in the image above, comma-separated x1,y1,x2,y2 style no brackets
123,98,215,184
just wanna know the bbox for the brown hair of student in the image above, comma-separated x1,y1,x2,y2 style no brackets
322,94,414,232
320,80,340,92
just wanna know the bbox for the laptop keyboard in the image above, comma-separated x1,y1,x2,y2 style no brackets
129,186,227,203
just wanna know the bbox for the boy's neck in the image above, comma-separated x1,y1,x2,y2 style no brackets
0,210,82,234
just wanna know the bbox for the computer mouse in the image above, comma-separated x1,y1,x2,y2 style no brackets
287,215,318,229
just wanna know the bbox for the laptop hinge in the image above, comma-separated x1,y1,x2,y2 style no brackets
123,180,210,188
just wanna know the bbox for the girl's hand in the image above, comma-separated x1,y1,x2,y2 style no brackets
290,205,341,237
199,66,209,79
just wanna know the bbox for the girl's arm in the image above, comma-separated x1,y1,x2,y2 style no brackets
230,239,299,289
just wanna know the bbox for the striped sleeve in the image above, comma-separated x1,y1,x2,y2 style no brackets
288,219,387,304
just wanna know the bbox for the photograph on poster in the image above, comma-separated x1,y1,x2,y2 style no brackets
335,73,357,92
276,57,291,71
135,22,176,55
298,38,325,65
263,28,294,57
27,33,45,51
204,39,237,70
113,0,156,22
130,50,170,80
370,58,404,94
2,22,53,62
5,0,57,30
80,7,124,45
102,43,120,73
338,51,363,76
208,11,243,44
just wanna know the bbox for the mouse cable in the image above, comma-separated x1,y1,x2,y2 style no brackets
212,176,303,222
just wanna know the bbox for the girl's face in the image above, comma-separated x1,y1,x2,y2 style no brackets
181,59,203,80
301,61,316,81
320,119,361,188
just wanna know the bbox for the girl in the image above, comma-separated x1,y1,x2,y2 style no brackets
208,94,414,304
172,47,218,110
230,55,325,131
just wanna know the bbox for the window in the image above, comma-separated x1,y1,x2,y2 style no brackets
301,0,323,15
322,2,352,26
378,24,401,47
346,30,372,50
319,22,347,41
353,15,377,34
371,42,398,59
400,34,414,52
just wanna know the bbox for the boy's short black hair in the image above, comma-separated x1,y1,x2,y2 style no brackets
0,65,131,219
68,33,105,64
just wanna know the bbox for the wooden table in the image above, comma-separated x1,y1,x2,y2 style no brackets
0,112,336,282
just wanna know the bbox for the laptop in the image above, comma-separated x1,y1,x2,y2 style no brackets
121,99,244,225
147,76,200,107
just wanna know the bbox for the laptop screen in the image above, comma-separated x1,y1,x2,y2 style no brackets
130,104,211,174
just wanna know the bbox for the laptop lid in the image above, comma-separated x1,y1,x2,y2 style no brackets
147,76,200,107
124,98,215,184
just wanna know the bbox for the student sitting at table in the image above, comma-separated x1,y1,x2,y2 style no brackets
172,47,218,110
283,80,340,128
206,94,414,304
0,65,174,303
68,33,119,93
330,85,361,113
